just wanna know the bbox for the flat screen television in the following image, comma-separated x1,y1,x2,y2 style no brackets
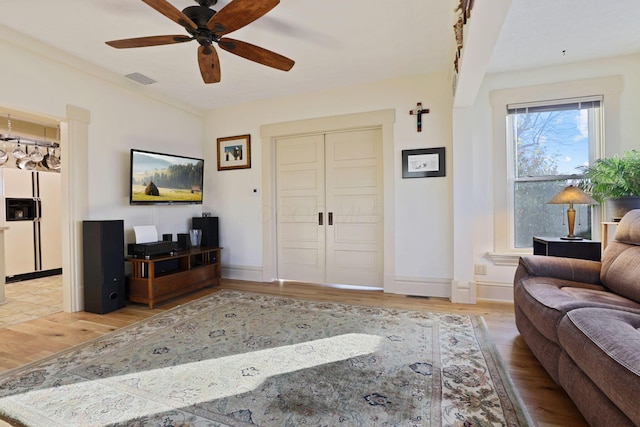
129,149,204,205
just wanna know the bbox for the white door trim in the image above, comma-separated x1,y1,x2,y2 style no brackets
260,109,396,292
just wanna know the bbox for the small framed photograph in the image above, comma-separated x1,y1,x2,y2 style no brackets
217,134,251,171
402,147,445,178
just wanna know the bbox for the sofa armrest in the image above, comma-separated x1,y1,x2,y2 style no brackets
517,255,602,285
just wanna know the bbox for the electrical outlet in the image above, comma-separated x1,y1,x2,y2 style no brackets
474,264,487,275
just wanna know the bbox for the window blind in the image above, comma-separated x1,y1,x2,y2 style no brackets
507,96,602,115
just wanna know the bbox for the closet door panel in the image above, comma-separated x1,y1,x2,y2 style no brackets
275,128,383,287
325,129,383,287
276,134,326,283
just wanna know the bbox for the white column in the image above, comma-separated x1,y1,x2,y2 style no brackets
61,105,90,312
451,107,476,303
450,0,512,303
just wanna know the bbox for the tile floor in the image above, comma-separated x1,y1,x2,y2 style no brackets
0,275,62,328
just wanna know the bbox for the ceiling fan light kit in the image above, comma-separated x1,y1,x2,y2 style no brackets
106,0,295,84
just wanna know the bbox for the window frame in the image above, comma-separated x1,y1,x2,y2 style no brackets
489,76,622,264
506,97,602,248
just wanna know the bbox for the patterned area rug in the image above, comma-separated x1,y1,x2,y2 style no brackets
0,290,532,426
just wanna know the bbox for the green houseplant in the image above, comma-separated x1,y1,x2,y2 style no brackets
579,149,640,221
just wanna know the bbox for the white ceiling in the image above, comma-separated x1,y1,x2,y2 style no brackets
1,0,640,111
488,0,640,73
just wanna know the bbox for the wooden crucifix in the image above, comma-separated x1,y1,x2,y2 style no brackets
409,102,430,132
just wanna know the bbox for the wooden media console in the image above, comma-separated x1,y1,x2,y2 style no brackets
126,246,221,309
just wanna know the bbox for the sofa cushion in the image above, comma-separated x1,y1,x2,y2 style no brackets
601,210,640,302
611,209,640,245
601,243,640,302
515,304,564,384
517,255,602,286
558,352,636,427
558,307,640,425
514,276,640,344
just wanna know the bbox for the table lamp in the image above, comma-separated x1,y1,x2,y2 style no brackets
547,185,598,240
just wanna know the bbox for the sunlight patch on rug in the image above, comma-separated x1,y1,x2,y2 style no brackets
0,333,382,425
0,290,533,426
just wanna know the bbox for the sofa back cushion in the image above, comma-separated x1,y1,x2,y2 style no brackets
601,209,640,302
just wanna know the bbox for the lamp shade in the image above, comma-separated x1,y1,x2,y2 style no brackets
547,185,597,205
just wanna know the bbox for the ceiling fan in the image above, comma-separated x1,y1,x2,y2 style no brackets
106,0,295,84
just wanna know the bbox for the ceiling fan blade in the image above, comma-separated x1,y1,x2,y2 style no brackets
141,0,198,32
106,35,192,49
198,45,221,84
218,38,294,71
207,0,279,35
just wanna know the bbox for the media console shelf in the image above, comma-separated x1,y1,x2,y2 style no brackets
126,246,221,309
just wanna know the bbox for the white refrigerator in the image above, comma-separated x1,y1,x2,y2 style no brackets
2,168,61,280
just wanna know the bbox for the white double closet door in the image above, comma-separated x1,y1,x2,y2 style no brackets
276,128,383,287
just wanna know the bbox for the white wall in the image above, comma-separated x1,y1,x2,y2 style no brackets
0,26,205,241
203,73,455,294
470,53,640,300
13,23,639,304
0,26,206,310
0,22,459,303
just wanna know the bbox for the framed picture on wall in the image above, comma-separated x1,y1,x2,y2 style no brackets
217,134,251,171
402,147,445,178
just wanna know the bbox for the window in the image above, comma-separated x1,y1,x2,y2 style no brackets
506,97,602,248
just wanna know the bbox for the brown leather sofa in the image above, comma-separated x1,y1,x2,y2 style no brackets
514,209,640,426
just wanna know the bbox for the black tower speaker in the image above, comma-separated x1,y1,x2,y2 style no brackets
82,220,126,314
192,216,219,248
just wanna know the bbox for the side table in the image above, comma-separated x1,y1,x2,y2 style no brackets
532,237,601,261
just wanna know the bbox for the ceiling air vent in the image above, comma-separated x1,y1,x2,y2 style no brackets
125,72,157,85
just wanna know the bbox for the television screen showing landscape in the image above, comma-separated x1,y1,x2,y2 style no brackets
130,149,204,204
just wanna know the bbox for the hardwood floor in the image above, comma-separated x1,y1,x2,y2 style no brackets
0,279,587,426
